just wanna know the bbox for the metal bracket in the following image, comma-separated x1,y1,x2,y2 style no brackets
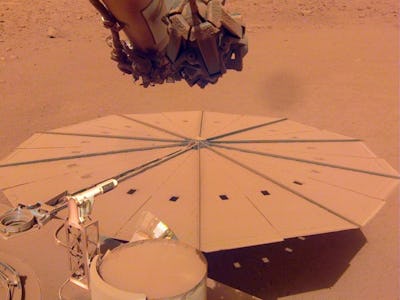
65,219,100,289
0,262,22,300
0,192,68,239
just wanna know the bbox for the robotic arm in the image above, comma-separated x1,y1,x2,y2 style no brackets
89,0,248,87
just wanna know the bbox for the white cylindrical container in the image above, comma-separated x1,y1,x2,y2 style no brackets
90,239,207,300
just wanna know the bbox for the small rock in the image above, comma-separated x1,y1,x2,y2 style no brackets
0,57,5,61
261,257,270,263
300,9,313,16
47,27,57,38
285,247,293,253
233,262,241,269
6,47,11,52
207,279,217,289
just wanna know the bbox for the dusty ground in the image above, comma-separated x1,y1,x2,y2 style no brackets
0,0,398,299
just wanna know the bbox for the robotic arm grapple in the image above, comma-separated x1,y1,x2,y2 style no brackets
90,0,248,87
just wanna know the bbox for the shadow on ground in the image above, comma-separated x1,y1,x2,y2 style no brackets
205,229,366,300
262,70,304,110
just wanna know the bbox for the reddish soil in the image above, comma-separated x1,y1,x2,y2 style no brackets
0,1,398,299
